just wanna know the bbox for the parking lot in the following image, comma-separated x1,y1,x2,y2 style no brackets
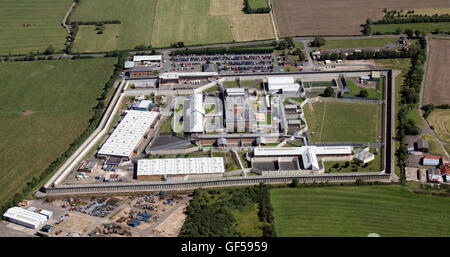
171,53,273,74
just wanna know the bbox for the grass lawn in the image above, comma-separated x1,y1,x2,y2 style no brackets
0,0,72,55
231,203,263,237
319,38,400,49
71,0,158,51
427,109,450,143
159,115,172,133
303,101,381,143
304,81,335,88
72,24,121,53
343,78,383,100
223,81,240,88
247,0,269,9
0,58,116,206
271,185,450,237
424,134,444,155
324,149,382,173
371,22,450,35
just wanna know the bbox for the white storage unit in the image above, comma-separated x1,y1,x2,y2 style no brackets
39,210,54,219
3,207,47,229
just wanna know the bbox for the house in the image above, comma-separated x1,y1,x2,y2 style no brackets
440,165,450,182
422,155,441,166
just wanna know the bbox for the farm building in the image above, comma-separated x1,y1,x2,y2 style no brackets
137,157,225,180
133,55,162,63
422,155,442,166
416,138,429,152
3,207,47,229
124,61,135,69
427,169,443,183
159,72,218,85
184,94,205,135
441,165,450,182
97,110,160,158
267,76,300,94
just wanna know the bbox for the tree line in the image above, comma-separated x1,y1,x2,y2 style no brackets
179,183,277,237
171,47,274,56
372,14,450,25
0,52,127,219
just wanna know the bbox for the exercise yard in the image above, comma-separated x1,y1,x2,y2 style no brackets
0,58,116,206
271,185,450,237
303,101,381,143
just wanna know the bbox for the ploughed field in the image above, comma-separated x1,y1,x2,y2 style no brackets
272,0,449,36
271,185,450,237
423,39,450,106
0,58,116,206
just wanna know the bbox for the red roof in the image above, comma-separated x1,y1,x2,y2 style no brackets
424,155,442,160
440,165,450,175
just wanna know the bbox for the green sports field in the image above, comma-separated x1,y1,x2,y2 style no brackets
371,22,450,34
0,58,116,206
303,101,381,143
0,0,72,55
271,185,450,237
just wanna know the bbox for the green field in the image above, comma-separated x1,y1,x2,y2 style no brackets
71,0,157,51
271,185,450,236
319,38,400,49
424,134,444,155
72,24,121,53
247,0,269,9
0,0,72,55
343,78,383,100
151,0,233,47
371,22,450,34
303,101,381,143
0,58,116,205
71,0,233,51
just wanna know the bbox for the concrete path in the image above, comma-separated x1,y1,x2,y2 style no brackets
62,2,76,33
268,0,279,41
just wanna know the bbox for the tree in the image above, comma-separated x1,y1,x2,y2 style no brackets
405,29,414,38
395,27,403,34
298,51,306,62
359,89,368,97
290,178,299,188
44,45,55,55
323,86,334,97
310,37,326,47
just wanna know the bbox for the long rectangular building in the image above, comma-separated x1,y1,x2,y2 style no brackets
137,157,225,180
98,110,159,158
3,207,47,229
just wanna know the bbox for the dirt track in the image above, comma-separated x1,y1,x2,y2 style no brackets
423,39,450,106
272,0,449,36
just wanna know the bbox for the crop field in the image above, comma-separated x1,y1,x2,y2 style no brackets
423,39,450,106
272,0,449,36
72,24,121,53
0,58,116,206
209,0,274,42
319,38,400,49
371,22,450,34
303,101,381,143
427,109,450,144
271,185,450,236
0,0,72,55
71,0,157,51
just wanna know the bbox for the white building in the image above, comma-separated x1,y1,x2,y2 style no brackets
133,55,162,63
3,207,47,229
97,110,159,158
184,94,205,133
354,148,375,164
137,157,225,179
423,155,441,166
267,76,300,94
39,210,54,219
